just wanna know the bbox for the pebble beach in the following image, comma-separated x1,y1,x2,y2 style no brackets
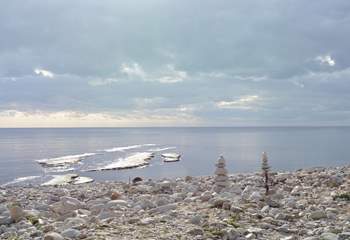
0,164,349,240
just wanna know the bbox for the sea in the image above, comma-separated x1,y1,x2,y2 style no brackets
0,127,349,186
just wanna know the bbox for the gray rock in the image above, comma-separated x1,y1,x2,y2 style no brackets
89,203,105,214
339,232,350,240
61,228,81,239
200,191,212,201
187,227,204,236
98,210,116,220
137,199,156,210
320,232,339,240
249,191,263,202
43,232,64,240
309,210,327,220
106,199,128,208
0,215,12,225
149,203,177,214
326,175,343,187
0,205,7,214
222,228,239,240
155,197,170,207
190,215,201,225
139,217,155,225
63,217,86,229
266,198,280,208
51,199,81,216
231,206,243,213
260,205,270,213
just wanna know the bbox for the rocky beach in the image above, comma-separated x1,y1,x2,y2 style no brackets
0,164,349,240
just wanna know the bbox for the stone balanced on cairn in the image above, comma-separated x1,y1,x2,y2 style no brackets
214,155,229,192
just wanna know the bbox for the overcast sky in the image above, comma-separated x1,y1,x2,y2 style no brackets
1,0,350,127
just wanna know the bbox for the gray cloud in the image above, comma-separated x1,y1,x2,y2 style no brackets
1,0,350,126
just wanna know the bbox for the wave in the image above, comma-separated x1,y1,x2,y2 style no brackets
102,144,157,153
36,153,96,167
44,166,75,173
2,175,41,187
148,147,176,152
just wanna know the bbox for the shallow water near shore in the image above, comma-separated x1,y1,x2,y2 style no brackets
0,127,349,185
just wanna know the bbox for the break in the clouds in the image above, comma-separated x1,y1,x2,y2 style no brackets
315,55,336,67
1,0,350,127
120,62,188,84
34,68,55,78
216,95,260,110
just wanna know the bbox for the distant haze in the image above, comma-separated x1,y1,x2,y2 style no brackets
1,1,350,127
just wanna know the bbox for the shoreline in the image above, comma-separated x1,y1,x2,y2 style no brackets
2,163,349,189
0,165,349,239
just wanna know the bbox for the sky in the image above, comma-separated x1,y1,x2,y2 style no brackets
1,0,350,127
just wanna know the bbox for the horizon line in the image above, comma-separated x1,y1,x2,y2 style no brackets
1,125,350,129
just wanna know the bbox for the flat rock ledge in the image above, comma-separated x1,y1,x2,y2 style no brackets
0,165,349,240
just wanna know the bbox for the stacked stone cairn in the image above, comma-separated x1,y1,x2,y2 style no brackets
213,155,229,192
261,151,270,194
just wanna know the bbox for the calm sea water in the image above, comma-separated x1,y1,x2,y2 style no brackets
0,127,349,185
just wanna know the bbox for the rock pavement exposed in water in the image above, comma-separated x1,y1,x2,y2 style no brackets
41,174,94,186
161,153,181,162
0,165,349,239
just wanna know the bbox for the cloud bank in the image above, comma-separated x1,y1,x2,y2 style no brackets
1,0,350,127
